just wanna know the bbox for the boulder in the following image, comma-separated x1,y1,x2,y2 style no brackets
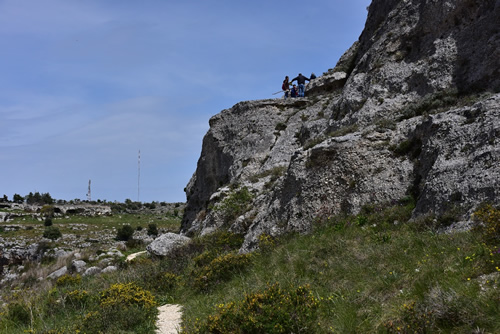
101,266,117,274
71,260,87,274
146,233,191,257
47,266,68,280
83,266,102,277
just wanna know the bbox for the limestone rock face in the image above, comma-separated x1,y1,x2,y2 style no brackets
411,95,500,217
181,0,500,252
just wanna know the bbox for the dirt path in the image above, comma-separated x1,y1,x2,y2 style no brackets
126,250,147,262
156,304,183,334
125,252,183,332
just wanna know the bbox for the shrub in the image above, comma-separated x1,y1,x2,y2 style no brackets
390,137,422,159
6,302,30,325
155,272,181,293
65,289,90,308
258,233,276,252
214,187,254,224
188,231,245,263
399,88,459,119
100,282,157,309
192,252,252,291
147,223,158,236
43,226,62,240
193,250,218,268
116,224,134,241
189,283,320,333
44,218,53,227
56,274,81,287
79,282,158,333
473,203,500,245
328,124,359,137
40,204,55,218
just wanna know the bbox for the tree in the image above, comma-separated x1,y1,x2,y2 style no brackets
26,192,54,205
41,192,54,205
13,194,24,203
116,225,134,241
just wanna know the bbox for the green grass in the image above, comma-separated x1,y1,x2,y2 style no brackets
1,203,500,333
0,213,180,245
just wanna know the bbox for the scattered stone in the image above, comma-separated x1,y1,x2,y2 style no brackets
71,260,87,274
83,266,102,277
47,266,68,280
101,266,117,274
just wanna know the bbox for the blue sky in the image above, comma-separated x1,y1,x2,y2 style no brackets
0,0,371,203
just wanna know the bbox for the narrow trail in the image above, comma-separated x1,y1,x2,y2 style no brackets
156,304,183,334
126,251,183,333
125,250,147,261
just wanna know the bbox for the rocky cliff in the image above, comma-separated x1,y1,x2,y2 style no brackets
181,0,500,252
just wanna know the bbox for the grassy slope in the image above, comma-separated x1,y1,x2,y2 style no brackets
178,203,500,333
1,202,500,333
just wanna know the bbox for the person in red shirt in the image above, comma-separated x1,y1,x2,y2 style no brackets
282,76,290,99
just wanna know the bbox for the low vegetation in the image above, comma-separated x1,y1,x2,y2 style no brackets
1,200,500,333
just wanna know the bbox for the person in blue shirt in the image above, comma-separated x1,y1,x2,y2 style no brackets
290,73,310,97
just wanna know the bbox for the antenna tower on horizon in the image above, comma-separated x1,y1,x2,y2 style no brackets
87,179,91,201
138,150,141,202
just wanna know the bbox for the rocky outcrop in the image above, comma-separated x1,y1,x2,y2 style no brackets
181,0,500,252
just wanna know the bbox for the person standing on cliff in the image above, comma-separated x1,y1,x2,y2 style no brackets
291,73,310,97
282,76,290,99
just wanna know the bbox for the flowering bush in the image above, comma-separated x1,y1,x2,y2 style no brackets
100,282,157,309
258,233,276,252
79,282,158,333
64,289,90,308
188,283,320,333
473,203,500,245
56,274,81,287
